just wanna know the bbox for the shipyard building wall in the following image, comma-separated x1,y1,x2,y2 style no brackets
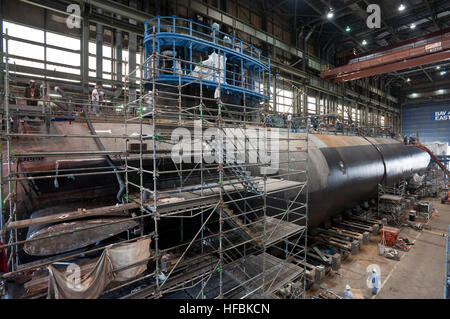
402,101,450,154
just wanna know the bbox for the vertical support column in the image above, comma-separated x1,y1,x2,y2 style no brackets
3,29,15,270
155,0,161,15
150,27,160,294
445,225,450,299
315,93,319,115
364,105,369,127
0,1,4,87
96,8,103,87
390,112,394,134
273,74,277,113
349,104,353,124
217,49,224,299
144,0,150,13
81,4,89,94
303,85,307,116
332,95,335,115
0,25,5,245
115,14,122,88
129,0,137,104
294,85,299,115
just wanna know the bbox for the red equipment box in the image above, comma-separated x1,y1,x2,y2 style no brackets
380,226,400,247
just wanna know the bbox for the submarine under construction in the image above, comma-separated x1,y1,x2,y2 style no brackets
0,15,436,299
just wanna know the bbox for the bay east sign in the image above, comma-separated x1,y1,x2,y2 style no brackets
432,110,450,121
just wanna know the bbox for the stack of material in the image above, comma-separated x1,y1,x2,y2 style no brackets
417,201,433,220
379,194,404,216
315,287,343,299
380,226,400,247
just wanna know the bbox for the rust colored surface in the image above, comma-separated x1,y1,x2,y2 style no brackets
313,134,370,147
313,134,400,148
321,31,450,80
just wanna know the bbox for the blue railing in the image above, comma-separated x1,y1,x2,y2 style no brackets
143,16,271,101
144,16,269,66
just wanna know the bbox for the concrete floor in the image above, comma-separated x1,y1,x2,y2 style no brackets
318,197,449,299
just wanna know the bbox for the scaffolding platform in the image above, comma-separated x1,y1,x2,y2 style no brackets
223,253,305,297
177,252,305,299
186,178,305,196
251,216,305,247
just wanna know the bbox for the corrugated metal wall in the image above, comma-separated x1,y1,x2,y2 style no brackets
402,102,450,144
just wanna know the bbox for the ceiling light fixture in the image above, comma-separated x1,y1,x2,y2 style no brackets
346,25,351,32
441,70,447,75
410,24,416,29
398,3,405,11
406,77,411,82
327,10,334,19
362,39,367,45
436,66,441,70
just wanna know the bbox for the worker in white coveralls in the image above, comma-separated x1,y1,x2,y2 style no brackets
91,85,100,115
211,21,220,42
368,268,380,295
143,91,153,117
344,284,354,299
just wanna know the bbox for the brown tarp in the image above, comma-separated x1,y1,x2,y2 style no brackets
47,238,151,299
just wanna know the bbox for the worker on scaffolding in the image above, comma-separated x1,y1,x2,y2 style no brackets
312,116,319,131
91,85,100,115
335,118,343,132
287,113,292,130
24,80,41,106
344,284,354,299
99,90,105,112
143,91,153,117
265,114,271,128
211,21,220,42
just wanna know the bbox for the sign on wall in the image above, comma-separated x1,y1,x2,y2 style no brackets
432,111,450,121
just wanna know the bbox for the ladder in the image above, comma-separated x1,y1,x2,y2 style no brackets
210,132,262,195
221,205,261,245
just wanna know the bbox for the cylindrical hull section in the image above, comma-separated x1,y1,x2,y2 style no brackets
274,133,430,228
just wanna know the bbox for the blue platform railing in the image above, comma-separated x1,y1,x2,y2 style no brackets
143,16,271,102
144,16,269,65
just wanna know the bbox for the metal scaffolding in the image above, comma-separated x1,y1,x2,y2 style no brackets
117,23,309,298
0,21,309,299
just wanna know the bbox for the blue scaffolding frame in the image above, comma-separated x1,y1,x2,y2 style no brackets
143,16,271,104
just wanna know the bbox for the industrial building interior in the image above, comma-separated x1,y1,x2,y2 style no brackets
0,0,449,301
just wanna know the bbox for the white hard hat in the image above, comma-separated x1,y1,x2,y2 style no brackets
372,269,377,273
212,22,220,31
345,284,351,290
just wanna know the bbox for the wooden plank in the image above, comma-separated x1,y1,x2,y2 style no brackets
7,202,141,230
313,246,329,263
